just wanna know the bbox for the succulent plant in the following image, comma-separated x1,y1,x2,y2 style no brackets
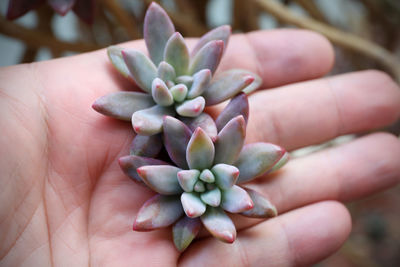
92,2,262,137
118,94,289,251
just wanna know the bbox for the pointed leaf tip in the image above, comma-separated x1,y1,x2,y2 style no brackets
132,105,175,136
164,32,189,76
214,115,246,164
119,155,168,183
176,96,205,117
236,143,286,184
177,170,200,192
144,2,175,65
191,25,231,56
241,188,278,218
221,185,254,213
173,217,202,252
212,164,239,190
137,165,182,195
133,194,183,231
186,127,215,170
200,207,236,243
152,78,174,106
216,93,249,132
189,40,224,75
181,192,206,218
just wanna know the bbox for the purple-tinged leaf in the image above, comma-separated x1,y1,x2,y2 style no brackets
214,116,246,165
199,169,215,183
122,49,157,93
73,0,95,24
176,96,205,117
163,116,192,169
189,40,224,75
191,25,231,57
186,128,215,170
170,84,188,102
223,69,262,94
92,91,154,121
119,155,169,183
164,32,189,76
133,194,183,231
203,71,254,106
173,216,202,252
211,164,239,190
187,69,211,99
6,0,44,20
144,2,175,65
130,134,162,158
241,188,277,218
200,187,221,207
221,185,253,213
48,0,75,15
137,165,182,195
157,61,176,82
270,152,289,173
194,180,205,193
180,113,218,141
200,207,236,243
236,143,286,184
152,78,174,106
216,93,249,132
107,46,131,79
181,192,206,218
131,105,175,135
177,170,200,192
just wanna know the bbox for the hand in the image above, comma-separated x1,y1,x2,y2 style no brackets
1,29,399,267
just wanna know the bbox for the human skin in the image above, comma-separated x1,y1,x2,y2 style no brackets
0,29,400,267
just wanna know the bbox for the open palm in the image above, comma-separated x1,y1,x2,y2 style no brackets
1,29,400,267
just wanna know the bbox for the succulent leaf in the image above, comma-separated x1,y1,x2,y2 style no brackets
133,194,183,231
214,115,246,165
194,180,205,192
170,84,188,102
130,134,162,158
163,116,192,169
270,152,290,173
92,91,155,121
200,187,221,207
199,169,215,183
223,69,263,94
152,78,174,106
137,165,182,195
175,75,193,87
157,61,176,82
107,46,131,78
122,49,157,93
164,32,189,76
191,25,231,56
189,40,224,75
211,164,239,190
236,143,286,183
241,188,278,218
186,128,215,170
181,192,206,218
175,96,205,117
200,207,236,243
119,155,168,183
187,69,211,99
203,71,254,106
143,2,175,65
221,185,253,213
180,113,218,141
177,170,200,192
173,216,202,252
131,105,175,135
215,93,249,132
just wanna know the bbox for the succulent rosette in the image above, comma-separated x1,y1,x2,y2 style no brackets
92,3,261,137
119,94,289,251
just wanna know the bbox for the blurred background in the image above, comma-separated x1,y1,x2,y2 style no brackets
0,0,399,266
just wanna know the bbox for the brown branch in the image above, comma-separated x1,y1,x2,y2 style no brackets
293,0,327,23
100,0,141,39
255,0,400,83
0,16,102,52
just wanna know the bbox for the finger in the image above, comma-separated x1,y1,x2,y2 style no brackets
179,201,351,267
243,70,400,150
231,133,400,230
